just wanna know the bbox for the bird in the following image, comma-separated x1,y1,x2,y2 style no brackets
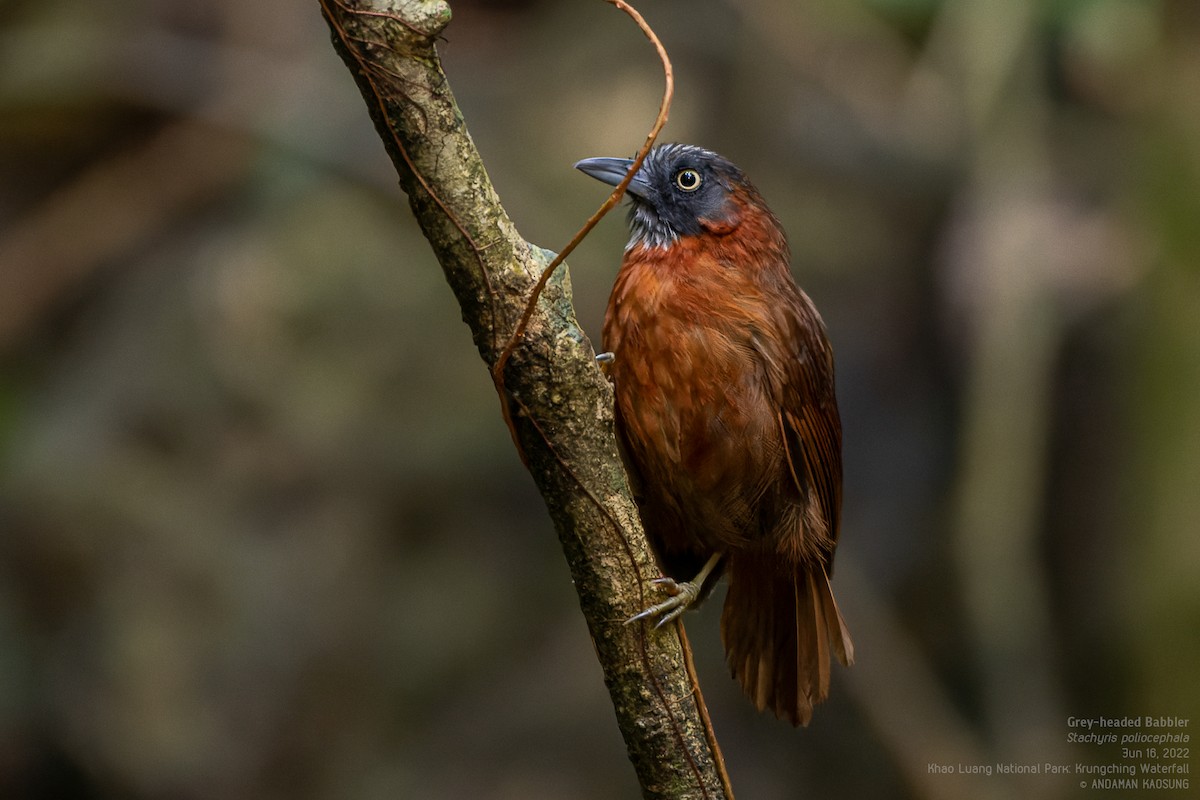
575,143,853,726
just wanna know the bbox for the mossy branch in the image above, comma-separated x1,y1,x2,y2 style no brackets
317,1,731,797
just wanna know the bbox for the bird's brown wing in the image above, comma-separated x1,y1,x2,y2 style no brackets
761,282,843,557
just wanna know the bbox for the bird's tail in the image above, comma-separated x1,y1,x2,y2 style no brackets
720,555,854,726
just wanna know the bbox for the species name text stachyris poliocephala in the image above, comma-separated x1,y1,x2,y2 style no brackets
576,143,854,726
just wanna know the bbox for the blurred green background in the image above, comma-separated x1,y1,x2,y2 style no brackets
1,0,1197,798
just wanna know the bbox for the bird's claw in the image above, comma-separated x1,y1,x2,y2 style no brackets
595,351,615,364
626,577,701,628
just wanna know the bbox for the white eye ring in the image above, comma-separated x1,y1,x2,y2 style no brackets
675,168,702,192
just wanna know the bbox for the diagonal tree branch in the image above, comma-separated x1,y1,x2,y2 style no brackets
317,1,731,797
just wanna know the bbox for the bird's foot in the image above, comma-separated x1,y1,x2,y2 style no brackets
595,351,615,364
626,553,721,629
626,576,703,628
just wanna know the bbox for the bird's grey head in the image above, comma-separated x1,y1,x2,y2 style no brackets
575,143,749,250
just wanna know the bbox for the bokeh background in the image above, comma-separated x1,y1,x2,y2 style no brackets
1,0,1197,798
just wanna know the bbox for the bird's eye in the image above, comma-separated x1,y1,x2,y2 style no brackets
675,168,702,192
